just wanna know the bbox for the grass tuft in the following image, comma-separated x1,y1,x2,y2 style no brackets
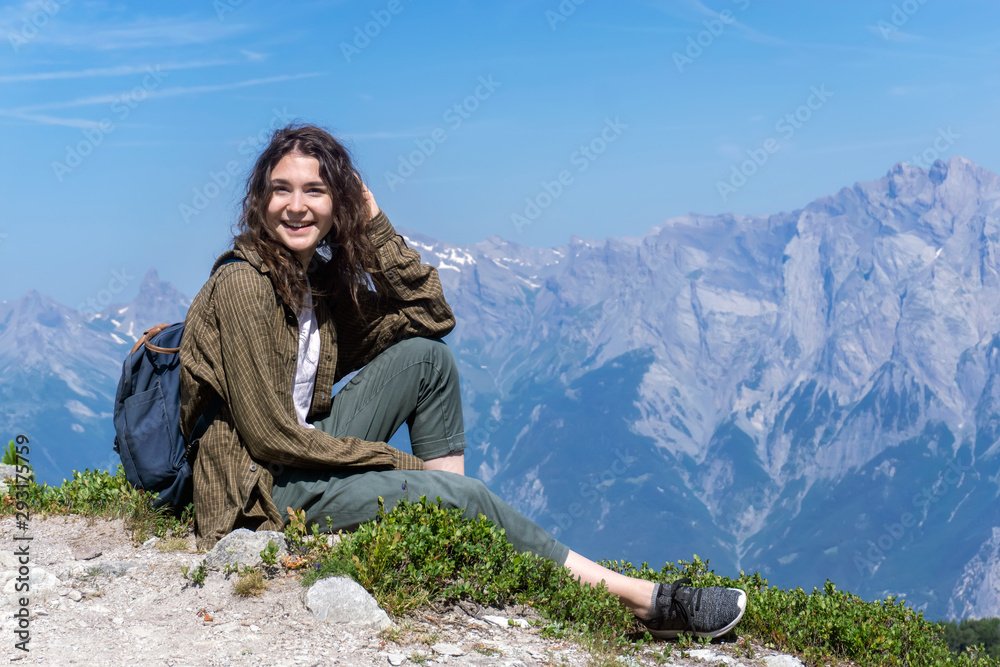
232,566,268,597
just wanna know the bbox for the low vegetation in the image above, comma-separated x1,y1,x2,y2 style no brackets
944,619,1000,659
0,464,192,543
3,466,998,666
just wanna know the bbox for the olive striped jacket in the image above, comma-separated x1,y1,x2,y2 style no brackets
179,212,455,549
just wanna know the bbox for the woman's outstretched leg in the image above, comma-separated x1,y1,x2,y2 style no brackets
563,550,655,617
563,549,747,639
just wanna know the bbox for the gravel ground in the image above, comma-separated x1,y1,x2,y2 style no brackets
0,515,803,666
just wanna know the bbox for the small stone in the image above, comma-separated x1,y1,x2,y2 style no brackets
387,654,406,666
764,656,805,667
431,643,463,656
112,616,124,625
68,589,82,602
688,649,738,665
142,537,158,547
482,615,529,628
71,545,103,561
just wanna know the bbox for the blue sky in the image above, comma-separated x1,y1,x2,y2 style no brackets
2,0,998,306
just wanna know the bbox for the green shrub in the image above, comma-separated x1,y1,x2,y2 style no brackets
943,618,1000,659
0,465,193,543
303,495,636,639
300,497,998,666
603,558,997,666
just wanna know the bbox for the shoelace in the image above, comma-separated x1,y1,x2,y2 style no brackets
665,577,698,634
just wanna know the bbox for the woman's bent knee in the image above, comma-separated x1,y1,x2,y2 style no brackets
395,337,456,370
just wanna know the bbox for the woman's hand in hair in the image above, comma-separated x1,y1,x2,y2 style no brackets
361,181,380,220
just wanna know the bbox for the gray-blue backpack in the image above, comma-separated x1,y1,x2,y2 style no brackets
113,322,199,510
112,258,240,510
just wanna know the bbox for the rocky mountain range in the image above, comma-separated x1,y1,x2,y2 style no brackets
2,155,999,621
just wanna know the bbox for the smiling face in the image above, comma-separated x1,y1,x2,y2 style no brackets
265,152,335,268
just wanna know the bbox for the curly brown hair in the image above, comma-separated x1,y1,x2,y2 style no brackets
235,124,375,313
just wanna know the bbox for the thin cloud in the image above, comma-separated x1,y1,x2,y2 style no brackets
0,110,103,130
602,24,690,35
21,16,249,50
689,0,787,46
8,73,323,114
0,60,239,84
652,0,788,47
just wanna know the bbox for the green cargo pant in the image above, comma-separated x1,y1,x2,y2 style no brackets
271,337,569,566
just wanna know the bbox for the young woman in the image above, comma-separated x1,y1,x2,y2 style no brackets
178,124,746,639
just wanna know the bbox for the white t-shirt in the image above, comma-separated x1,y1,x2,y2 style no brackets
292,283,320,429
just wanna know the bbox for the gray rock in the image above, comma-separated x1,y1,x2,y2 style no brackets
203,529,287,570
482,614,530,628
70,544,102,561
431,642,464,656
304,577,392,631
763,656,805,667
387,653,406,666
1,566,63,601
0,463,17,478
687,649,741,666
0,463,18,491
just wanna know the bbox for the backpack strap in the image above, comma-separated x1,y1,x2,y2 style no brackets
134,323,178,354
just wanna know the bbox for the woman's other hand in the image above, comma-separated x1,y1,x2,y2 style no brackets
361,181,380,220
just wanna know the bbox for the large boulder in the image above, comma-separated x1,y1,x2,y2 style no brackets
304,577,392,631
203,529,287,570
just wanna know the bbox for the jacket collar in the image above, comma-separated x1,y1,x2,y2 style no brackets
219,241,326,276
216,242,268,275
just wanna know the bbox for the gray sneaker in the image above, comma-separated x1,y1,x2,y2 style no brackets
640,579,747,639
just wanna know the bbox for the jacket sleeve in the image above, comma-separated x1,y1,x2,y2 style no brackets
212,266,424,471
334,211,456,377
